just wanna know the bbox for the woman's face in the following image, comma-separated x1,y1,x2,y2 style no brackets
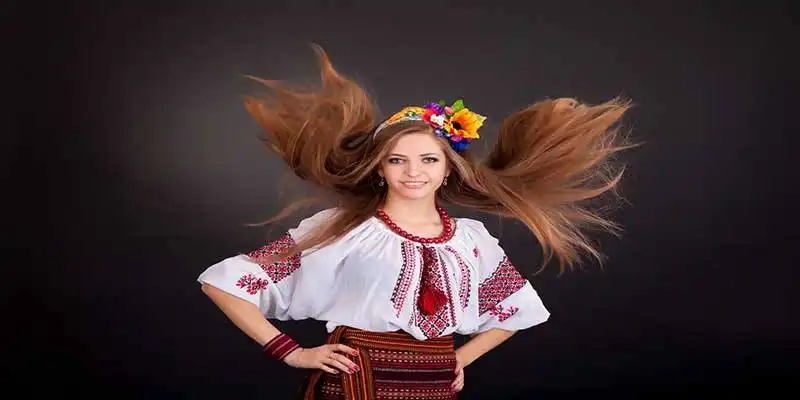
379,132,450,202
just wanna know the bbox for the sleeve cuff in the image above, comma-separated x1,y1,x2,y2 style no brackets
197,255,266,309
476,282,551,333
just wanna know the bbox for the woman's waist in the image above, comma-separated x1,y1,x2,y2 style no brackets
329,325,455,354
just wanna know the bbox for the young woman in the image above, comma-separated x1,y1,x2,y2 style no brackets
198,45,633,399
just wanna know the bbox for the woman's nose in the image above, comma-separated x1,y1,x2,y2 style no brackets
404,161,421,176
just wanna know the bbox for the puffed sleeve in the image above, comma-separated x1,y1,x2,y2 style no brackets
197,208,345,321
462,219,551,333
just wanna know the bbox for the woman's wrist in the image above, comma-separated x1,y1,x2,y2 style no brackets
262,332,301,361
454,349,472,368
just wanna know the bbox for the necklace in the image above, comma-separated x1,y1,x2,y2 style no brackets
375,206,454,244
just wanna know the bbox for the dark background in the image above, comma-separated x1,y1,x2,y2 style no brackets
9,0,798,398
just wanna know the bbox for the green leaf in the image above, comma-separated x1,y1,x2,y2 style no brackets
438,100,446,107
451,99,465,112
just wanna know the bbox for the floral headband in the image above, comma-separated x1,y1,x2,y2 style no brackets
373,99,486,153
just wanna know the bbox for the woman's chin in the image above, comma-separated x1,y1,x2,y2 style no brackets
390,186,434,201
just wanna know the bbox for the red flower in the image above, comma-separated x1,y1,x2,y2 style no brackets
422,108,436,123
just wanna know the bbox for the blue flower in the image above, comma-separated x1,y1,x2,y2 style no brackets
450,140,470,152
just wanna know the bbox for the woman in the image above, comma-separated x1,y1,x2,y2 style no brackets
198,45,633,399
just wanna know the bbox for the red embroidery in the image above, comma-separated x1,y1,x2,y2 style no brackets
473,247,480,258
236,273,269,295
437,251,457,325
246,233,301,283
478,257,526,315
489,304,519,322
411,246,454,339
390,241,417,316
444,246,471,310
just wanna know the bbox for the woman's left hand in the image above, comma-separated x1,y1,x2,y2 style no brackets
451,353,465,392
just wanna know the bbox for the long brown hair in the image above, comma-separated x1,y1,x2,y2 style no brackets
243,44,636,273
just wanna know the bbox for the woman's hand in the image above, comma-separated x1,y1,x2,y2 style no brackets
283,344,361,375
451,352,465,392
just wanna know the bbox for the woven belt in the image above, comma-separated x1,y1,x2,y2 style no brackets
302,326,455,399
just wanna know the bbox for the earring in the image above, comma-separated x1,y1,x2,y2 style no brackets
443,176,448,186
378,177,385,186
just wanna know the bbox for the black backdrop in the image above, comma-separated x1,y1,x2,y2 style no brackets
9,0,798,398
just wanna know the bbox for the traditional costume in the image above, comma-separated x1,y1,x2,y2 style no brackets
197,100,551,399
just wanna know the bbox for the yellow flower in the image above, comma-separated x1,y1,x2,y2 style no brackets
447,108,486,139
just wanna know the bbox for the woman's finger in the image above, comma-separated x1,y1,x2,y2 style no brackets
334,344,359,356
454,375,464,391
451,373,460,389
329,352,360,372
453,363,462,375
319,364,338,375
323,357,354,374
451,370,464,391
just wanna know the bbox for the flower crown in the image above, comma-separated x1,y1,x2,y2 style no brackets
373,99,486,153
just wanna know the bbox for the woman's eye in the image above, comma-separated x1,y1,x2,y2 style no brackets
387,157,438,164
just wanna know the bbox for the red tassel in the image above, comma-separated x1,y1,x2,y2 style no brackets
419,286,447,315
417,245,448,315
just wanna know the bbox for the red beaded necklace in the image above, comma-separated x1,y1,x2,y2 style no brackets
375,206,454,244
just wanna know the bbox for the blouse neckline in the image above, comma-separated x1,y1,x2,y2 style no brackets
370,216,459,246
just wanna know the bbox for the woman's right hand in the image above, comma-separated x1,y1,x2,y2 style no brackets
283,344,361,375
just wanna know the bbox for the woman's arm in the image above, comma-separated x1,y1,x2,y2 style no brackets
456,328,517,367
201,283,360,374
202,283,283,345
201,283,288,346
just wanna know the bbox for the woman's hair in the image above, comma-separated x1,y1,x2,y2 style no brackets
243,44,636,273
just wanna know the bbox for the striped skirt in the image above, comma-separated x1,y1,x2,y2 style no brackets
300,326,458,399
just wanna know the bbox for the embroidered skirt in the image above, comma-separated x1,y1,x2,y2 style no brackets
299,326,458,400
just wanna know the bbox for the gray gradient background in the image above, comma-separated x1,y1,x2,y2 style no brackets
10,0,797,398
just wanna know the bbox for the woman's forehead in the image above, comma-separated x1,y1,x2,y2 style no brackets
390,132,444,154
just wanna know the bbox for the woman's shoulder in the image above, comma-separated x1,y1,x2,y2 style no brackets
286,207,337,238
454,216,484,228
454,216,492,235
289,207,381,242
453,216,502,247
290,207,338,227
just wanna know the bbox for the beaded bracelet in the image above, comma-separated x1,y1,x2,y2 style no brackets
262,333,301,361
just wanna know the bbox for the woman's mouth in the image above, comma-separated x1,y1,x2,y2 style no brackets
400,181,428,189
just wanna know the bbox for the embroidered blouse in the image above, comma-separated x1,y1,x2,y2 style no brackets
197,208,550,340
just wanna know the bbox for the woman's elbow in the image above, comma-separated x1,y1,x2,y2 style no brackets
201,283,218,296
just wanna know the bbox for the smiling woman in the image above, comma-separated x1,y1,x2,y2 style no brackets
197,44,636,399
379,133,449,203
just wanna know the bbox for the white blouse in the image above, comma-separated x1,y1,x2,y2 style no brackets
197,208,550,341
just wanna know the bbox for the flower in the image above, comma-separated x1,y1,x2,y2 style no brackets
429,113,447,128
451,139,471,152
447,108,485,140
374,99,486,153
424,102,445,114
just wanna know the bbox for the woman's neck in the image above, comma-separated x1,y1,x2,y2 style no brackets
380,194,440,224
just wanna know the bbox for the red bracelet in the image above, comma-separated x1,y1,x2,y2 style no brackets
263,333,301,361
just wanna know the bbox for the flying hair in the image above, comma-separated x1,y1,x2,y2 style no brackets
242,44,638,273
